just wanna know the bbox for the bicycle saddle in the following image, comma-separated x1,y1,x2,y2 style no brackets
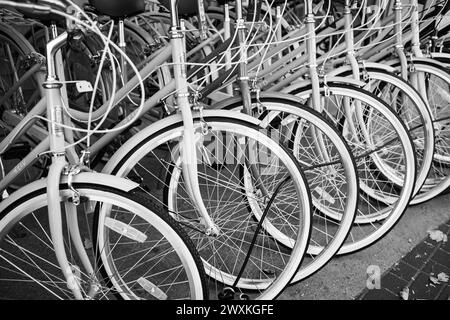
89,0,145,19
158,0,209,17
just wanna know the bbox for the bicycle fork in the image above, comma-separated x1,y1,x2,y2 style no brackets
343,0,375,147
44,31,99,299
305,2,332,165
409,0,428,101
233,0,273,202
169,0,219,236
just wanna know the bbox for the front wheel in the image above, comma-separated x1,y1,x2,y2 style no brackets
0,183,208,300
104,114,313,300
289,83,417,254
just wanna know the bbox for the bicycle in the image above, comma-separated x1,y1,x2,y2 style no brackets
0,0,209,300
0,0,315,300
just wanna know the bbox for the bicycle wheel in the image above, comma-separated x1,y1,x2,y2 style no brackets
104,113,312,300
407,62,450,202
289,82,417,254
217,94,359,282
330,67,434,203
0,182,207,300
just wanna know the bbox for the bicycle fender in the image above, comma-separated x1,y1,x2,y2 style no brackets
429,52,450,61
326,63,397,77
387,57,450,71
281,77,366,94
211,91,309,110
101,110,261,175
0,173,139,213
411,57,450,70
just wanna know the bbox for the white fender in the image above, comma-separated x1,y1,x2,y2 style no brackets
102,110,261,175
0,172,139,213
411,57,450,70
384,57,450,70
430,52,450,61
211,91,309,110
326,62,398,77
282,77,366,95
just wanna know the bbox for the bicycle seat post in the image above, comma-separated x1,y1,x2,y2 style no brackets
117,18,131,119
118,18,128,83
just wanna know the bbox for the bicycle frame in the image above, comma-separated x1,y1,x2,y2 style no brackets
1,0,443,205
0,2,300,193
0,2,306,194
0,0,224,299
0,0,222,236
0,0,101,299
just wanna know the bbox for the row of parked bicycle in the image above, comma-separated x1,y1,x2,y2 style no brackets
0,0,448,300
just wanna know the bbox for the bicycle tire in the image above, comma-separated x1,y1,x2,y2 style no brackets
0,182,208,300
104,112,313,300
288,82,417,254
